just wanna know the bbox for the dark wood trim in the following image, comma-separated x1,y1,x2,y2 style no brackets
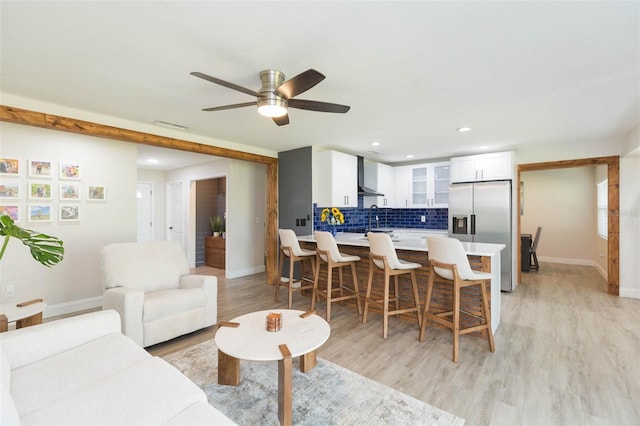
517,156,619,295
0,105,280,285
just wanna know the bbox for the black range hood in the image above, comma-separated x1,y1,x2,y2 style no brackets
357,156,384,197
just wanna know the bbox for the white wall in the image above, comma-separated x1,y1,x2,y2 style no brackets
0,122,137,316
165,158,267,279
521,167,597,266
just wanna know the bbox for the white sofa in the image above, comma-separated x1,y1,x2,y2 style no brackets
100,241,217,347
0,310,235,425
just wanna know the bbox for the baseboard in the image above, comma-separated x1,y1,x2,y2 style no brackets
593,262,608,280
226,265,266,279
44,296,102,319
619,288,640,299
538,256,595,267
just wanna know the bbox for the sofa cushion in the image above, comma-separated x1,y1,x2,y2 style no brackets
1,383,20,426
1,341,10,389
143,288,205,323
11,333,150,416
20,357,208,425
100,241,189,292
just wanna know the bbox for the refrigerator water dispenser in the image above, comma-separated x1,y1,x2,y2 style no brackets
452,216,468,235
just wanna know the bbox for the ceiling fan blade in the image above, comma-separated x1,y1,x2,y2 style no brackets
272,114,290,126
275,69,325,99
191,72,259,97
288,98,351,113
202,102,256,112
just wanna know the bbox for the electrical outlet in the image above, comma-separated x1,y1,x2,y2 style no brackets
420,215,426,223
4,284,15,297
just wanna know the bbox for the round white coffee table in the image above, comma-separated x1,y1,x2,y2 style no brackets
0,299,47,332
215,309,330,426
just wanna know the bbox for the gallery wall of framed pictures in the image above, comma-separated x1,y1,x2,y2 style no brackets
0,157,107,223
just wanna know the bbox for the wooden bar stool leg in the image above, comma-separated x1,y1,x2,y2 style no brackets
410,271,422,327
419,270,435,341
350,262,362,315
276,252,285,302
480,279,496,352
452,282,461,363
311,256,321,312
362,260,374,324
393,275,400,317
382,271,390,339
338,266,344,299
287,255,295,309
326,265,333,322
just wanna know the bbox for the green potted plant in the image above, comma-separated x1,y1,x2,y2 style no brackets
209,215,224,237
0,214,64,266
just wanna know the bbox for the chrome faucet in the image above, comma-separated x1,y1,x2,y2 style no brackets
368,204,379,232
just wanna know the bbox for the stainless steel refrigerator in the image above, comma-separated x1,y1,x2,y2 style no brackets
448,180,513,291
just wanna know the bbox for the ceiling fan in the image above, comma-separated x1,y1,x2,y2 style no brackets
190,69,350,126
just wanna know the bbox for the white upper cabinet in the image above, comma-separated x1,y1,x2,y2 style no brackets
394,165,411,208
450,151,513,183
314,150,358,207
396,161,450,208
363,161,395,208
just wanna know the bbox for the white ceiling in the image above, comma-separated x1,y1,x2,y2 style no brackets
1,1,638,168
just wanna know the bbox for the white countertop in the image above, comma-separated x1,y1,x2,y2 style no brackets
298,232,505,256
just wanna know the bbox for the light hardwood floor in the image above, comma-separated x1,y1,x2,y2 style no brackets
147,263,640,425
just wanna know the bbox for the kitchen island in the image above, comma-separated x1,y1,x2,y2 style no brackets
298,232,505,334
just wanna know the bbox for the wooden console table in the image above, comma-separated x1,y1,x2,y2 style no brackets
205,236,225,269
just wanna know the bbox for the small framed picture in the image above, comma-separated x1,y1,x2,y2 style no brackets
0,158,20,176
28,160,53,178
59,205,80,222
28,204,52,222
59,162,81,180
87,185,106,201
28,181,52,200
59,183,81,201
0,182,21,199
0,205,19,222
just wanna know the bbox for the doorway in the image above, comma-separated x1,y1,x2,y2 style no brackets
195,177,226,267
136,182,153,242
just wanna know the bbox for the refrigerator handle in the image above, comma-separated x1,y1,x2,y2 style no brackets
470,214,476,235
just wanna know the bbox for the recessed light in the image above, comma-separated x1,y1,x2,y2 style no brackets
457,126,472,132
146,159,159,164
406,154,414,159
154,120,190,131
371,141,381,147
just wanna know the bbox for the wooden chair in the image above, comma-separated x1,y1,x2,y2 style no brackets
363,233,423,339
529,226,542,271
311,231,362,322
419,237,495,363
276,229,316,308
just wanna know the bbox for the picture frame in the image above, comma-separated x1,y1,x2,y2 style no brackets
59,182,81,201
59,205,80,222
28,181,52,200
59,162,81,180
0,205,19,222
0,182,21,199
28,204,52,222
0,158,20,176
28,159,53,178
87,184,106,201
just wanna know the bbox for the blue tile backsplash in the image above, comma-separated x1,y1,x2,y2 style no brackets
313,196,448,233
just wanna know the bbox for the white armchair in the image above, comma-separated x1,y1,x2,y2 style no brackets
100,241,217,347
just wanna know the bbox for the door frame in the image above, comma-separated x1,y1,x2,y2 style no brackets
517,156,619,295
0,105,280,285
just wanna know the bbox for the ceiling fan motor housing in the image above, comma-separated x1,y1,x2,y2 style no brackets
258,69,288,114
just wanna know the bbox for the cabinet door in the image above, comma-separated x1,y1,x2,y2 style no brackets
332,151,358,207
431,162,450,208
478,152,513,181
450,156,478,183
377,163,394,207
409,165,429,207
394,165,410,208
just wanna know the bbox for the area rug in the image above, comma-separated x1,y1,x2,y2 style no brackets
163,340,465,426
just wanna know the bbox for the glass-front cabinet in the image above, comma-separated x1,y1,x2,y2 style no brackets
406,161,450,208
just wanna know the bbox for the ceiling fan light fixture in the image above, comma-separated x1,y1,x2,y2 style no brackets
257,97,288,117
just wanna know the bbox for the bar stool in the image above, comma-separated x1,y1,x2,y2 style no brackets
362,233,423,339
311,231,362,322
276,229,316,308
419,237,495,363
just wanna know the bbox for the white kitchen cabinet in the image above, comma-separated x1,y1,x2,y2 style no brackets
396,161,450,208
363,161,394,208
314,150,358,207
450,151,513,183
394,165,411,208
